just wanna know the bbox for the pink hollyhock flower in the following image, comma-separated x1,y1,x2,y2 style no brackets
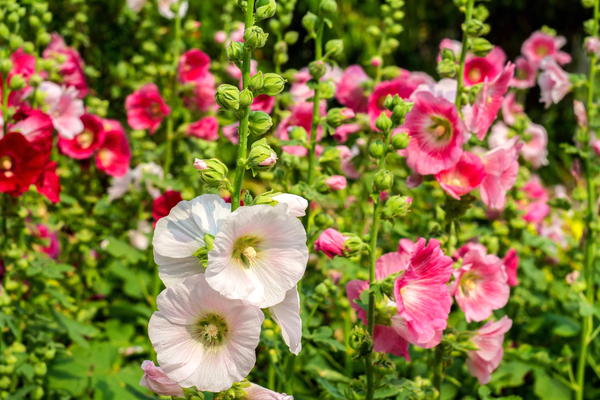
186,116,219,141
39,82,84,139
35,224,61,259
368,76,423,129
435,152,486,200
214,31,227,44
42,34,88,98
523,201,550,223
58,114,105,159
178,49,211,83
149,274,263,392
522,175,549,201
8,48,36,96
522,122,548,168
397,238,416,261
574,100,588,128
139,360,184,397
521,31,571,67
480,136,522,210
463,57,501,87
325,175,347,191
333,123,361,144
593,140,600,157
466,316,513,385
449,249,510,322
501,92,524,126
222,122,239,145
315,228,350,259
243,383,293,400
125,83,170,134
128,220,152,251
0,132,47,197
438,39,463,61
586,36,600,55
411,78,457,103
466,62,515,140
157,0,188,19
538,57,571,108
403,91,466,175
503,248,519,287
127,0,146,12
260,152,277,166
251,94,275,113
455,242,487,260
153,190,183,227
337,145,360,179
188,72,217,112
95,119,131,177
290,64,343,102
539,215,567,249
336,65,370,113
276,101,325,157
406,172,423,189
36,161,61,203
509,56,537,89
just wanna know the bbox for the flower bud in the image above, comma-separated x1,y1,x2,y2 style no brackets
318,147,342,173
342,233,362,257
437,59,457,78
0,59,13,74
585,36,600,55
215,84,240,111
349,326,373,360
255,0,277,21
390,102,413,126
239,88,254,107
381,195,412,219
288,126,308,145
260,73,286,95
315,228,353,259
441,47,456,62
391,132,410,150
593,140,600,157
374,112,392,132
369,140,386,158
8,35,23,51
314,212,335,229
248,139,277,173
253,190,281,207
249,71,264,91
373,354,396,375
248,111,273,135
37,31,51,47
243,26,268,51
326,107,355,128
284,31,299,45
195,158,229,187
383,94,399,110
325,39,344,58
9,75,26,90
583,0,595,7
320,0,338,15
374,169,394,192
465,19,484,37
309,60,327,80
29,15,41,29
227,41,244,62
22,41,34,54
302,12,318,35
470,37,494,57
29,73,43,88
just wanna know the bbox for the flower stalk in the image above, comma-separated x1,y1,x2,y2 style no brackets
454,0,475,110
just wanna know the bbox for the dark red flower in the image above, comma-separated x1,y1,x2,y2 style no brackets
36,161,61,203
152,190,183,227
59,114,105,159
0,132,47,196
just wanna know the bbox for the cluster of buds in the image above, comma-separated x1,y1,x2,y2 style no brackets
365,0,406,63
268,0,299,66
381,195,413,220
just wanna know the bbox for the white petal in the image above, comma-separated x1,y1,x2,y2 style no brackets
273,193,308,217
270,286,302,355
153,199,204,258
155,250,205,288
191,194,231,236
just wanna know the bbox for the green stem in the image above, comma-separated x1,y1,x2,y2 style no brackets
374,33,387,86
231,0,256,211
454,0,475,110
2,79,9,138
433,344,444,394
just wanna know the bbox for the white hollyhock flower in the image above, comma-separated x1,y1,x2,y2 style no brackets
244,383,294,399
270,286,302,355
158,0,189,19
153,194,230,287
207,203,308,308
149,274,264,392
127,0,146,12
272,193,308,217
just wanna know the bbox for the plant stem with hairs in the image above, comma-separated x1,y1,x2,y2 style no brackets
454,0,475,110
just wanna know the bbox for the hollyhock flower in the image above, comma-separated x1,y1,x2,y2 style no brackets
466,63,515,140
139,360,184,397
58,114,104,159
337,145,360,179
503,248,519,287
186,116,219,141
153,190,183,227
463,56,502,87
523,201,550,223
242,383,293,400
39,82,84,139
269,287,302,355
333,123,361,144
35,225,61,259
214,31,227,44
0,132,46,197
42,34,88,97
207,203,308,308
127,0,146,12
157,0,189,19
586,36,600,55
36,161,61,203
290,65,343,102
509,56,537,89
481,136,522,210
521,31,571,67
153,195,231,287
574,100,588,128
272,193,308,218
251,94,275,114
466,316,513,385
325,175,347,191
125,83,170,134
455,242,487,260
315,228,350,259
187,72,217,113
95,119,131,177
10,110,54,155
128,221,152,251
435,152,486,200
368,76,423,129
449,249,509,322
336,65,370,113
178,49,211,83
538,57,571,108
411,78,457,103
406,172,423,189
149,274,263,392
276,101,325,157
522,176,549,201
403,91,466,175
521,123,548,168
438,38,463,61
501,92,524,126
222,122,239,145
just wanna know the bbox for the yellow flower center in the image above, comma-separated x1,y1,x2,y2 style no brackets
76,130,94,149
242,246,257,263
451,178,462,187
434,125,446,136
468,68,482,82
0,155,12,171
204,323,219,340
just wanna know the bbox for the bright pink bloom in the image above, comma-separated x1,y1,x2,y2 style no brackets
42,34,88,98
438,39,463,61
574,100,588,128
8,48,36,96
251,94,275,113
538,57,571,108
35,224,61,259
336,65,370,113
368,76,422,129
276,101,325,157
186,116,219,141
521,31,571,67
403,92,466,175
449,249,509,323
466,316,513,385
58,114,105,159
36,161,61,203
397,238,416,261
509,56,537,89
435,152,486,200
501,92,524,126
152,190,183,227
314,228,349,259
480,136,522,210
325,175,347,191
463,47,506,87
0,132,47,197
95,119,131,177
523,201,550,223
333,123,361,144
139,360,184,397
39,82,84,140
454,242,487,260
187,72,217,112
503,248,519,287
178,49,211,83
125,83,170,134
522,176,549,201
411,78,457,103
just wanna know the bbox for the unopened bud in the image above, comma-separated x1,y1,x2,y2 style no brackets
320,0,338,15
196,158,229,187
260,73,286,95
381,195,412,219
391,132,410,150
288,126,308,145
9,75,26,90
248,111,273,135
227,41,244,62
326,107,355,128
374,169,394,192
373,354,396,375
470,37,494,57
342,233,362,257
302,12,318,35
314,212,335,229
255,0,277,21
284,31,299,45
248,139,277,173
437,59,457,78
465,19,484,37
215,84,240,111
0,59,13,74
369,140,386,158
374,112,392,132
441,47,456,62
239,89,254,107
243,26,268,51
9,35,23,51
249,71,264,91
309,60,327,80
325,39,344,58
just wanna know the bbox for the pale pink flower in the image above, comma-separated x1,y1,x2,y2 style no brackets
125,83,170,134
501,92,524,126
337,145,360,179
269,287,302,355
315,228,349,259
325,175,347,191
127,0,146,12
186,116,219,141
38,82,84,139
585,36,600,55
222,122,239,145
574,100,588,128
259,152,277,166
454,242,487,260
480,136,522,210
139,360,184,397
435,152,486,200
214,31,227,43
403,91,466,175
333,123,361,144
148,274,263,392
566,270,580,285
521,122,548,168
336,65,370,113
449,249,510,323
187,72,217,113
272,193,308,218
243,383,294,400
509,56,537,89
521,31,571,67
410,78,457,103
128,220,152,251
466,316,513,385
193,158,208,170
503,248,519,287
538,57,571,108
157,0,188,19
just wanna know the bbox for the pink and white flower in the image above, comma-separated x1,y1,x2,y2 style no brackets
139,360,185,397
480,136,522,210
38,82,84,139
521,31,571,67
243,383,294,400
466,316,513,385
435,151,486,200
521,122,549,168
157,0,188,19
325,175,347,191
269,286,302,355
538,57,571,108
410,78,457,103
501,92,524,126
125,83,171,134
272,193,308,218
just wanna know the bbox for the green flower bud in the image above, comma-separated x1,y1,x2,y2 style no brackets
253,190,282,206
274,40,288,54
375,112,392,132
248,139,277,173
383,94,398,111
249,71,264,91
30,387,44,400
318,147,342,172
7,12,19,25
437,59,457,78
260,73,286,95
227,41,244,63
583,0,595,7
194,158,229,187
369,140,386,158
0,24,9,40
373,354,396,375
320,0,338,15
268,18,281,32
284,31,299,45
465,19,484,37
391,132,410,150
9,35,23,51
282,152,299,168
325,39,344,58
0,59,13,74
42,12,52,24
29,15,41,29
215,84,240,111
0,376,11,390
342,233,362,257
255,0,277,21
309,60,327,80
390,101,413,126
302,12,318,35
470,37,494,57
374,169,394,192
288,126,308,145
441,47,456,62
314,212,334,229
381,195,412,219
248,111,273,135
326,107,355,128
350,326,373,361
37,31,51,46
9,75,26,90
239,88,254,107
243,26,269,51
22,41,34,54
367,25,382,37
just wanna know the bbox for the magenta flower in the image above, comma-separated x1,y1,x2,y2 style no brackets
403,92,466,175
139,360,184,397
463,47,506,87
449,249,509,323
503,248,519,287
325,175,347,191
509,56,537,89
538,57,571,108
43,34,88,98
454,242,487,260
35,224,61,259
186,116,219,141
178,49,211,83
39,82,84,140
276,101,325,157
521,31,571,67
125,83,171,134
336,65,370,113
466,316,513,385
95,119,131,177
58,114,105,159
251,94,275,114
314,228,349,259
435,152,486,200
368,76,423,129
501,92,524,126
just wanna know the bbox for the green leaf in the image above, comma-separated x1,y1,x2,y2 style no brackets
103,237,144,264
16,363,35,381
533,368,571,400
52,309,100,349
6,385,36,400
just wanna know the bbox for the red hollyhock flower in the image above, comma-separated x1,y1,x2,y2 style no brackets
178,49,211,83
59,114,105,159
125,83,171,134
11,109,54,157
95,119,131,177
152,190,183,227
36,161,61,203
0,132,47,197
